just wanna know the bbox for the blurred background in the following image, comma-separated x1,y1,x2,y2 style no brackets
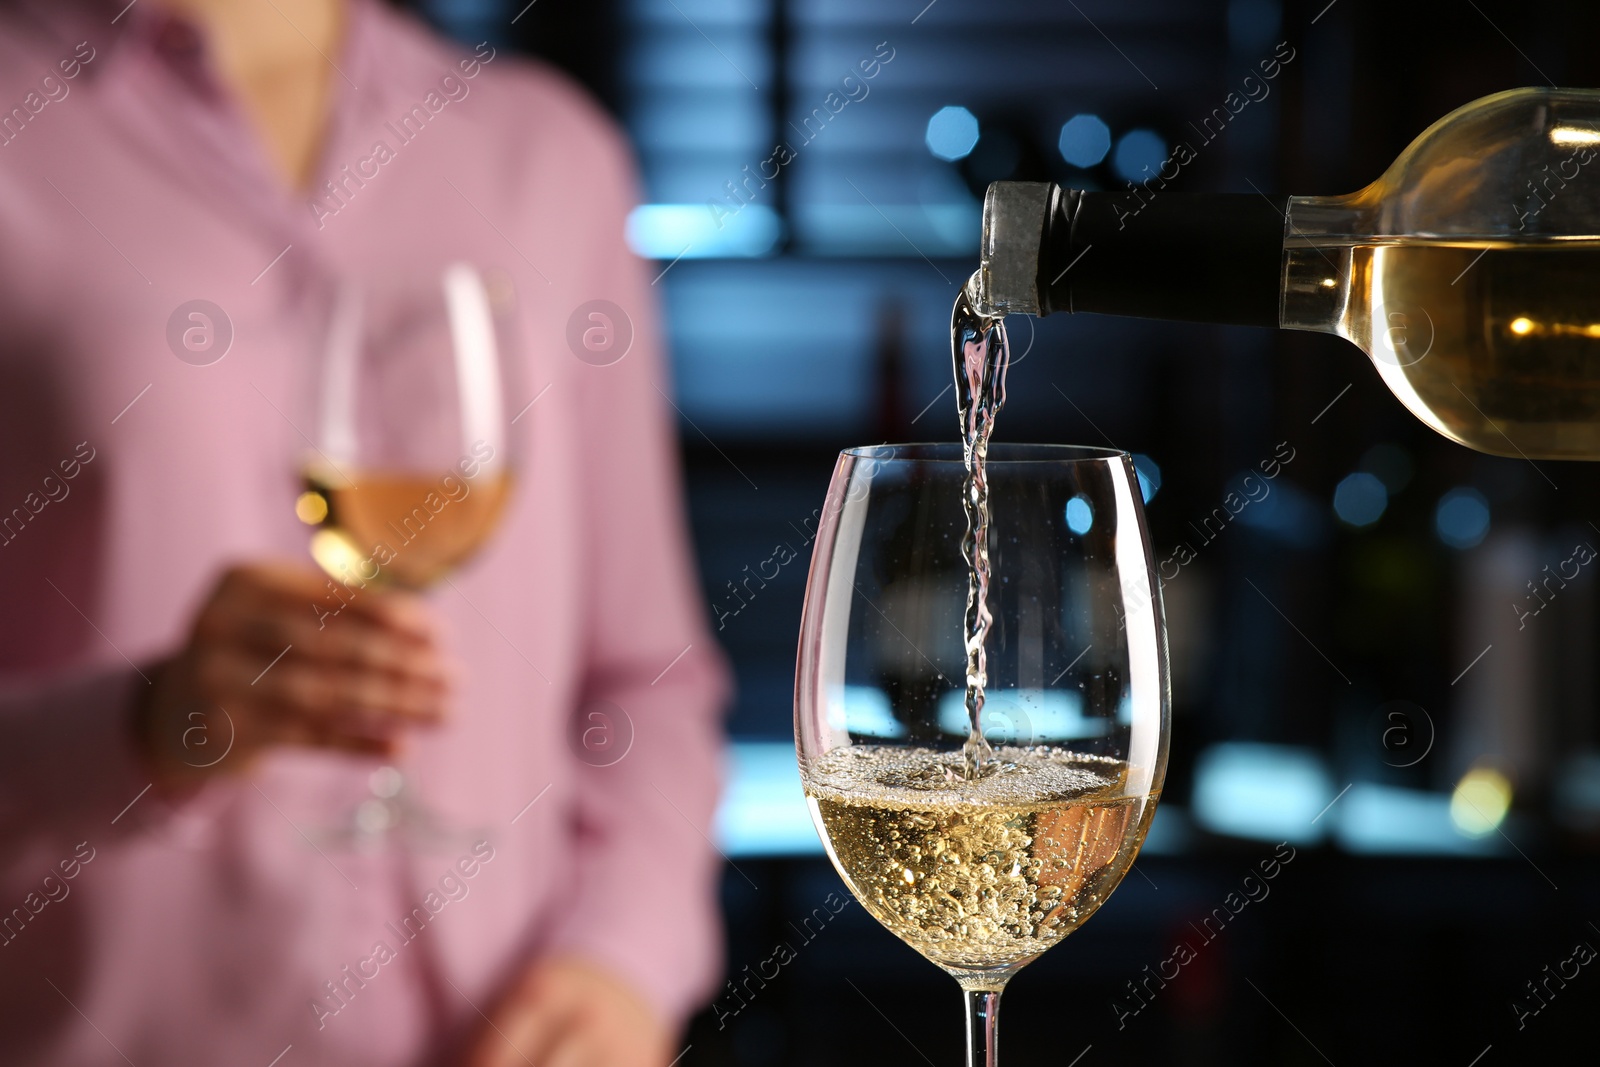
415,0,1600,1062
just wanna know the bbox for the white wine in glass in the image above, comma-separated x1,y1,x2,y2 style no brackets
300,461,514,590
795,443,1169,1066
299,262,521,850
806,746,1157,976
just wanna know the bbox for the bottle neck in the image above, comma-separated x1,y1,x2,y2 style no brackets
977,183,1382,333
1281,193,1377,337
1037,189,1289,327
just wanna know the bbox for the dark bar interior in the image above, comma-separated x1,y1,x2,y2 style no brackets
478,0,1600,1061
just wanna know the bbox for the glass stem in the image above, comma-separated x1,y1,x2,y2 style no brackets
964,986,1002,1067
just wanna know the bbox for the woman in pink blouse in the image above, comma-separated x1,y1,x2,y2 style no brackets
0,1,730,1064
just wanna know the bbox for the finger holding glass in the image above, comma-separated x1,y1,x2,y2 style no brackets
137,562,453,787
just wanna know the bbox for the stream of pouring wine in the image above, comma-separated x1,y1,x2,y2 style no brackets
952,272,1011,780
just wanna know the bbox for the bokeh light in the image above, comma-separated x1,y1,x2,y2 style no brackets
1434,487,1491,549
1450,767,1512,836
1065,495,1094,534
1111,128,1167,182
309,529,364,585
295,490,329,525
925,106,980,161
1058,114,1112,167
1333,472,1387,528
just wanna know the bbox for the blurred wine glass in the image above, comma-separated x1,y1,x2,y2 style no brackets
298,262,519,851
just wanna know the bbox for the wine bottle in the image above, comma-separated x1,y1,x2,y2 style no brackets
978,87,1600,461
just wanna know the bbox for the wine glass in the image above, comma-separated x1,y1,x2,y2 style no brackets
297,262,521,851
795,443,1169,1066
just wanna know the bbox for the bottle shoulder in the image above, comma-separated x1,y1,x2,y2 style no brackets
1297,88,1600,241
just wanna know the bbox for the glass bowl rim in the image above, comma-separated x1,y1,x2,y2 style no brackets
840,442,1129,465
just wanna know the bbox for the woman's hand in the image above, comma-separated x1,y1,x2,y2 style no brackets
460,956,673,1067
136,562,451,786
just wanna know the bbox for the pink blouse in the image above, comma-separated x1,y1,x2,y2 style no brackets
0,1,730,1063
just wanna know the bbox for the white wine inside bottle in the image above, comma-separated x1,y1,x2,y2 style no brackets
804,745,1157,986
1324,240,1600,460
